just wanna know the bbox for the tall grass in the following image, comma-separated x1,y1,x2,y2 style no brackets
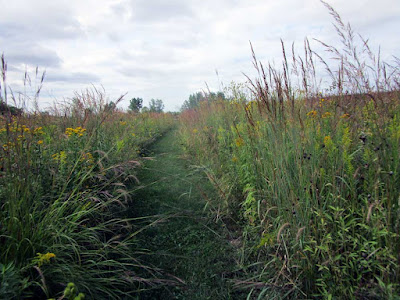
0,59,175,298
179,3,400,299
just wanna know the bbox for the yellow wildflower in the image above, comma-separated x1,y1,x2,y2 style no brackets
37,140,44,145
3,142,14,150
232,156,238,163
65,127,86,137
307,110,317,118
33,127,44,135
34,252,56,267
53,151,67,163
192,128,198,134
119,121,127,126
234,137,244,147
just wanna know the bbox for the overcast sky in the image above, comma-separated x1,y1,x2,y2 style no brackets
0,0,399,111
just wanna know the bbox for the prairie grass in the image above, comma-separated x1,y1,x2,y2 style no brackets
179,3,400,299
0,60,175,298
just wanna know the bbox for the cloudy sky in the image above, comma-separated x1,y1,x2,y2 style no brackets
0,0,399,111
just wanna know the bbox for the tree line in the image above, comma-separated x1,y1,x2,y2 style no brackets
180,91,227,111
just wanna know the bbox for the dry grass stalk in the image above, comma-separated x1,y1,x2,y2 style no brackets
277,222,290,243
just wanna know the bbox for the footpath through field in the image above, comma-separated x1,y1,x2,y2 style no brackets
131,129,240,299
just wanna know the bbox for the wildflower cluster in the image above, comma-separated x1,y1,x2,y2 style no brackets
307,110,317,118
32,127,44,135
65,127,86,137
2,141,14,150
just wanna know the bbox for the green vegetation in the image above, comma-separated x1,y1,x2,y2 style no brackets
2,3,400,299
178,4,400,299
0,76,175,298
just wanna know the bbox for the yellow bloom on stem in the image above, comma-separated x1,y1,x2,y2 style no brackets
34,252,56,267
37,140,43,145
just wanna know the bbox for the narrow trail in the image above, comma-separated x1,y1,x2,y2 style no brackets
132,129,240,299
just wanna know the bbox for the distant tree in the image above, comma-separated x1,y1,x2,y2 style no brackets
141,106,149,113
181,91,227,111
216,91,226,100
149,99,164,113
181,92,204,111
128,97,143,113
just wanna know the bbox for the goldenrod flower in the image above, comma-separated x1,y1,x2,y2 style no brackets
65,127,86,137
34,252,56,267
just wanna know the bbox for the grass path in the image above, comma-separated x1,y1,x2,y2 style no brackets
131,129,240,299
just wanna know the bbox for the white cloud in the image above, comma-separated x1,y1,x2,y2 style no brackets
0,0,399,111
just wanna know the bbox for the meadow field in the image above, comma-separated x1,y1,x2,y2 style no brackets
1,4,400,300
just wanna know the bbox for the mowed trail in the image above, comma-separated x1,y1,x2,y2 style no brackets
131,129,241,299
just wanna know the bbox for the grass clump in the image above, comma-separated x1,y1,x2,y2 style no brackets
0,62,175,298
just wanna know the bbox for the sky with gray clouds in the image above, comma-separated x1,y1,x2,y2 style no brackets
0,0,399,111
